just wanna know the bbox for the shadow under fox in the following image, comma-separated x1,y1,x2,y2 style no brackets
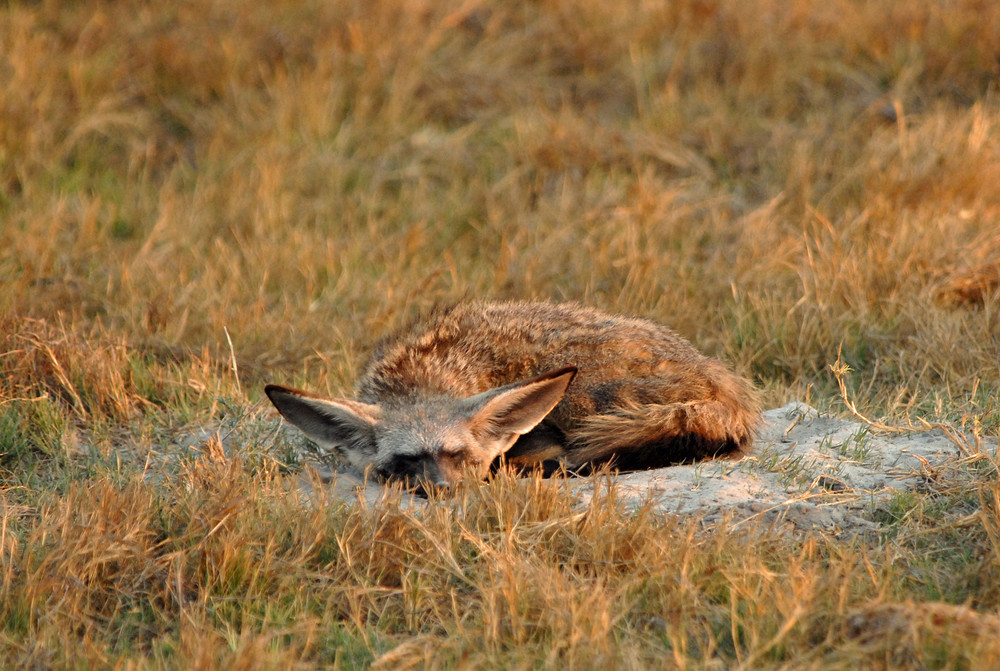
266,301,760,490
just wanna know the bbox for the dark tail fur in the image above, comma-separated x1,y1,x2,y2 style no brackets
562,364,760,471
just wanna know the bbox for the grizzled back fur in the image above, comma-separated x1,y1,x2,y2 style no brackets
266,301,760,490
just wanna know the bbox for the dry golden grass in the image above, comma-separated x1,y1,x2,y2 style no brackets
2,0,1000,667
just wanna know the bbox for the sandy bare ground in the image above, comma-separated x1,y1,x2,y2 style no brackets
288,402,994,532
571,402,990,532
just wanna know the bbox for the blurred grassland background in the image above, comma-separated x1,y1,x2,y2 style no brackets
2,0,1000,668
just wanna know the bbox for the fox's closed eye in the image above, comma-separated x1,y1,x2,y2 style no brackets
439,444,468,458
443,451,478,467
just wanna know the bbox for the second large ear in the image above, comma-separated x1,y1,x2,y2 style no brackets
462,367,577,456
264,384,381,468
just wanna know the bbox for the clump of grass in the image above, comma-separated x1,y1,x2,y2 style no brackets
0,398,67,465
0,316,145,421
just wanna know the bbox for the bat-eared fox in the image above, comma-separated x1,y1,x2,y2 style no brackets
266,301,759,493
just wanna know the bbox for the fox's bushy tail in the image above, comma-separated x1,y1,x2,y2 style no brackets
565,363,760,470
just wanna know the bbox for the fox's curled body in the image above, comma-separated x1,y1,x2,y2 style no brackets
266,301,760,490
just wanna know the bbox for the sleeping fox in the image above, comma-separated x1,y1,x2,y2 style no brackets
265,300,759,491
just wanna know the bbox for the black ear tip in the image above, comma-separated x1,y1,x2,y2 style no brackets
553,365,578,381
264,384,290,402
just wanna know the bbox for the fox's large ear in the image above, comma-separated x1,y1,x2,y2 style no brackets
462,367,577,457
265,385,381,466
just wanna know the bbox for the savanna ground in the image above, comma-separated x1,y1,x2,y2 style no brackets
2,0,1000,668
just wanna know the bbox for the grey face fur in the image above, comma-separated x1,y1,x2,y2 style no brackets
264,367,576,490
